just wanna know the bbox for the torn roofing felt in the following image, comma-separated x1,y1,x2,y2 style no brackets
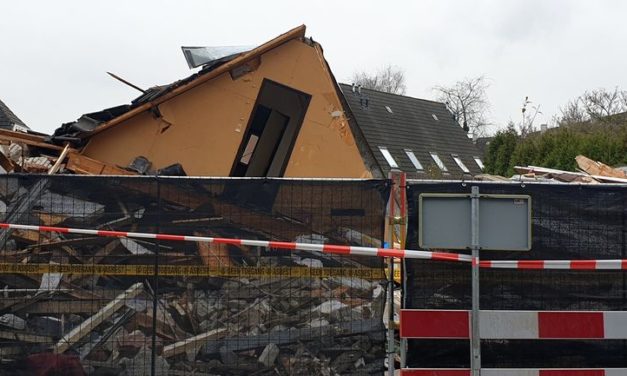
339,83,483,178
0,98,29,130
49,25,306,146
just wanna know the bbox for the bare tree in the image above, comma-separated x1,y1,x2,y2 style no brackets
556,87,627,125
433,76,490,136
351,65,407,95
519,96,542,137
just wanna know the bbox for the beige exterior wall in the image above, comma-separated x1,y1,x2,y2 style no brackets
82,39,372,178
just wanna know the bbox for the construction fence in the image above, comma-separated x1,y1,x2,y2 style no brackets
0,174,390,375
404,181,627,369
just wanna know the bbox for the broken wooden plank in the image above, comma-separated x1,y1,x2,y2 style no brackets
163,328,226,358
576,155,627,179
203,318,384,355
54,282,143,354
0,150,16,172
0,129,68,151
65,151,135,175
0,329,53,343
196,231,232,268
47,144,70,174
0,299,104,314
0,180,50,247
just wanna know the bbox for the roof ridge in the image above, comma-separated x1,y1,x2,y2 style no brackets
338,82,445,105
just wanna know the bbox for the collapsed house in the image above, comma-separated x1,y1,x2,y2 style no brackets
0,25,482,180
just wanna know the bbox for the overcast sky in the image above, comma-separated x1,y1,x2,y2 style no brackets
2,0,627,135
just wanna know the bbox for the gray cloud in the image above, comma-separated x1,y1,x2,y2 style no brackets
1,0,626,135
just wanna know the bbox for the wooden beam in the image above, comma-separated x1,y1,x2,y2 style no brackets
47,144,71,174
0,150,16,172
65,151,135,175
162,328,226,358
0,129,67,151
54,282,143,354
0,329,53,344
576,155,627,179
87,25,306,138
0,298,105,314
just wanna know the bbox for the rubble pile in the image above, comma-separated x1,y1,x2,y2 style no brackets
0,174,387,375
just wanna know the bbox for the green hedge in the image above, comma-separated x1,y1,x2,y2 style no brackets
484,122,627,177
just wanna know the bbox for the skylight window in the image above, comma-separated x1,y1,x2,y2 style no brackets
378,146,399,168
429,152,448,172
385,106,393,113
452,154,470,173
404,149,423,171
474,156,485,170
432,114,439,121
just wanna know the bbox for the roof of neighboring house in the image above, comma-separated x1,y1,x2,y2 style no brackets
338,84,483,178
51,25,307,144
0,99,28,130
474,136,492,157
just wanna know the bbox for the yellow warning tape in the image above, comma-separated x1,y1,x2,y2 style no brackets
0,263,386,279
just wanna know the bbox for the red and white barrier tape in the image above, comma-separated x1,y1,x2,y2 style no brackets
400,309,627,339
0,223,470,262
2,223,626,270
481,259,627,270
400,369,627,376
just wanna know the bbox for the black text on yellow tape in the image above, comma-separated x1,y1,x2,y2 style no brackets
0,263,386,280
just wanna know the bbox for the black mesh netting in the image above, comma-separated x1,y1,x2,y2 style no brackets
405,181,627,368
0,174,390,375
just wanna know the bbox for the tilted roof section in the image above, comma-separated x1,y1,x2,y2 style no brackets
52,25,307,143
339,83,482,178
0,99,28,130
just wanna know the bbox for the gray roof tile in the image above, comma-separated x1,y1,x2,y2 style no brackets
339,84,482,178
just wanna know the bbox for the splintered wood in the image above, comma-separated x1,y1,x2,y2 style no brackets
0,171,387,375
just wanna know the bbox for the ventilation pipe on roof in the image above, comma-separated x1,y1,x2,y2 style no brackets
352,83,356,93
540,123,548,133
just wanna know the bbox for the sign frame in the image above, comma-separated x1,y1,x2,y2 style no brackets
418,192,532,251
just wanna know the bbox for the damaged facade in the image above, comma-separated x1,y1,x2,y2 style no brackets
13,24,481,180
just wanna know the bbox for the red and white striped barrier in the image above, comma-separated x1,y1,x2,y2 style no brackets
481,259,627,270
3,223,627,270
400,369,627,376
400,309,627,339
0,222,470,263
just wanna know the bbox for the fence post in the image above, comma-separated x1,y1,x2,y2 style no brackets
470,186,481,375
151,175,161,376
387,170,400,376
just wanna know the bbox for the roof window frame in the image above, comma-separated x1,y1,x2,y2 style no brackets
378,146,399,168
404,149,424,171
429,152,448,172
473,156,485,170
451,154,470,173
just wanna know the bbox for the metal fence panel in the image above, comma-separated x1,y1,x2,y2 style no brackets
404,181,627,368
0,175,390,375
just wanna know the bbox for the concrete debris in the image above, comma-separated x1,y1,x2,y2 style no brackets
258,343,280,367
